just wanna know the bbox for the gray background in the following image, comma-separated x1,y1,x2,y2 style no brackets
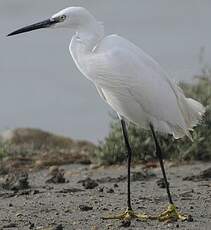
0,0,210,142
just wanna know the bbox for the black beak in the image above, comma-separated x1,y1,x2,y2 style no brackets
7,18,60,37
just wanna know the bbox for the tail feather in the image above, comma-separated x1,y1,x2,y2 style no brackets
167,80,205,140
185,98,205,128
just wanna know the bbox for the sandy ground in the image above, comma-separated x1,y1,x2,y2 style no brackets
0,162,211,230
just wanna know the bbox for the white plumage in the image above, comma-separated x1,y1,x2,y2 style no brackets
67,7,205,140
8,7,205,220
8,7,205,140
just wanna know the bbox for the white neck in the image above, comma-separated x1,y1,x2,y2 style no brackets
69,20,104,79
70,20,104,54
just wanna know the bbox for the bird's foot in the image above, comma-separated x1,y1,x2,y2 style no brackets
102,207,149,221
157,204,188,222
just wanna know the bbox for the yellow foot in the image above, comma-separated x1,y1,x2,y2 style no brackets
158,204,188,222
102,208,149,221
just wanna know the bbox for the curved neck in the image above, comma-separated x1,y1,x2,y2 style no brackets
71,21,104,54
69,21,104,79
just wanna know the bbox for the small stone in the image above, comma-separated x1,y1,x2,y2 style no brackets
46,167,67,184
31,190,40,195
16,213,23,217
187,214,193,222
54,224,63,230
64,209,71,213
156,178,169,188
79,204,93,211
114,183,119,188
98,187,104,192
120,220,131,227
29,222,35,229
107,188,114,193
79,177,98,189
2,172,29,191
3,223,17,228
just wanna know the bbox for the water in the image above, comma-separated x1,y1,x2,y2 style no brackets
0,0,211,143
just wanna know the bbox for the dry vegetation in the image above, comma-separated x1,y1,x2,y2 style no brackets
0,128,96,173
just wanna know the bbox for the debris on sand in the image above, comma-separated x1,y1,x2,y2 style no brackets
78,177,98,189
56,188,84,193
39,224,64,230
156,178,169,188
131,171,156,181
45,166,68,184
0,172,29,191
2,223,17,228
53,224,64,230
77,170,155,190
106,188,114,193
179,190,195,200
183,167,211,181
96,170,155,184
0,128,95,172
96,175,126,183
79,204,93,211
120,220,131,228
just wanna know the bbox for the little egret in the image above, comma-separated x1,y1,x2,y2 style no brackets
8,7,205,222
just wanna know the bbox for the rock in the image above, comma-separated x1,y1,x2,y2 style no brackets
56,188,84,193
37,225,63,230
96,175,126,183
131,171,156,181
95,171,155,184
1,172,29,191
98,187,104,192
120,220,131,228
2,223,17,228
46,167,67,184
156,178,169,188
78,177,98,189
183,167,211,181
79,204,93,211
179,189,194,197
54,224,63,230
106,188,114,193
187,215,194,222
16,213,23,217
29,222,35,229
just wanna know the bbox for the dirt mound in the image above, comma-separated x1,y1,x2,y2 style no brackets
0,128,96,173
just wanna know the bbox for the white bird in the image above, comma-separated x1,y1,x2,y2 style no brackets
8,7,205,222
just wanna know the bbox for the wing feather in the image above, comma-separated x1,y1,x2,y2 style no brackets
88,35,203,138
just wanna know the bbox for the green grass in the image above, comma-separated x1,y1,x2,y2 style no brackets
94,70,211,165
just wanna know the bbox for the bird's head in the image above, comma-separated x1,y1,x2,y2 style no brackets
7,7,96,36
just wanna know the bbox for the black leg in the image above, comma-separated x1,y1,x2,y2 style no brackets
120,119,132,210
150,124,173,205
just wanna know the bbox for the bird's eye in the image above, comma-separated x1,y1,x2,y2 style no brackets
60,15,66,21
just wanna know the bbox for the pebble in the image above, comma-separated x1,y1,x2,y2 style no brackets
120,220,131,228
156,178,169,188
187,215,194,222
2,223,17,228
80,178,98,189
107,188,114,193
79,204,93,211
98,187,104,192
